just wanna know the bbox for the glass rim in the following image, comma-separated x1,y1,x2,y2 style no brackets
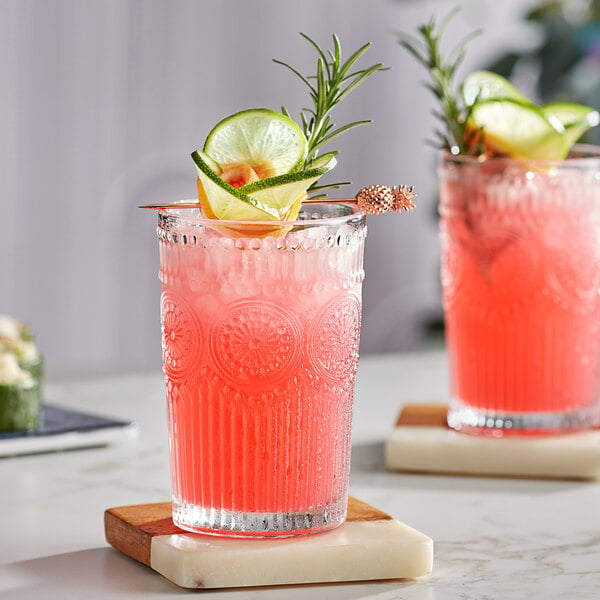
158,200,365,228
440,143,600,167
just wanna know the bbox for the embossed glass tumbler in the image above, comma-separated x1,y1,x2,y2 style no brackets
157,203,366,536
439,146,600,436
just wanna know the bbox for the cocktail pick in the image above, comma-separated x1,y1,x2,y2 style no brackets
139,201,203,210
139,185,416,214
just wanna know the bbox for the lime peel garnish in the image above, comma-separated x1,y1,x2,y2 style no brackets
240,155,336,194
192,150,280,221
192,149,336,221
542,103,600,150
467,98,569,161
461,70,530,107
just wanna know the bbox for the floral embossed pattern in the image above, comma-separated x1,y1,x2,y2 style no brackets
210,300,302,387
157,204,368,535
161,290,202,381
310,294,361,382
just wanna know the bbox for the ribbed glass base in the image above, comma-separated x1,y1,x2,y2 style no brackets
447,398,600,437
172,496,348,538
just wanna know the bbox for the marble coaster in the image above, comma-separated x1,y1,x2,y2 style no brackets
385,404,600,480
104,496,433,589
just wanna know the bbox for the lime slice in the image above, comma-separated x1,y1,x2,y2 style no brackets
198,151,221,174
282,192,306,221
467,99,568,160
542,102,600,148
243,169,333,217
241,154,336,207
197,177,305,237
192,151,335,221
193,151,279,221
203,108,308,178
462,70,530,107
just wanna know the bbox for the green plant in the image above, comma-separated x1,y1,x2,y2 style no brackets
275,33,387,194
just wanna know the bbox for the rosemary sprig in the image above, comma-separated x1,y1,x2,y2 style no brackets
274,33,386,193
398,9,481,154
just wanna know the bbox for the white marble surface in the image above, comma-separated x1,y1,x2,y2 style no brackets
1,350,600,599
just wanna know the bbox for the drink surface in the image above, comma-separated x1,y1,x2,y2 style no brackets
440,157,600,432
158,208,366,533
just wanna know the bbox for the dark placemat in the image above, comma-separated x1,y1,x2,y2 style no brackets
0,404,138,456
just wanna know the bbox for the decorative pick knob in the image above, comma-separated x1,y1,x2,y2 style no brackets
355,185,416,215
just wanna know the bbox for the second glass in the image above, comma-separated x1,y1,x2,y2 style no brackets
157,203,366,536
439,146,600,435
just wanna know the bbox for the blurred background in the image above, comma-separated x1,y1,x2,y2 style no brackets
1,0,598,377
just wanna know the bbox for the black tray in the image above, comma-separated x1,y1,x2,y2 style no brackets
0,404,138,457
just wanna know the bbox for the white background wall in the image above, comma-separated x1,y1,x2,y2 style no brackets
1,0,538,376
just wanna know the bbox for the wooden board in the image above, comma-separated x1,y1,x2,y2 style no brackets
386,404,600,480
105,496,433,589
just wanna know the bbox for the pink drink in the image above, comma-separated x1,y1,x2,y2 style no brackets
439,147,600,435
158,203,366,536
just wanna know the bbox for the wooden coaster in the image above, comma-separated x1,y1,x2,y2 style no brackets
104,496,433,589
385,404,600,480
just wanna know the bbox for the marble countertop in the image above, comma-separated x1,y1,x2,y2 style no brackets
1,350,599,599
